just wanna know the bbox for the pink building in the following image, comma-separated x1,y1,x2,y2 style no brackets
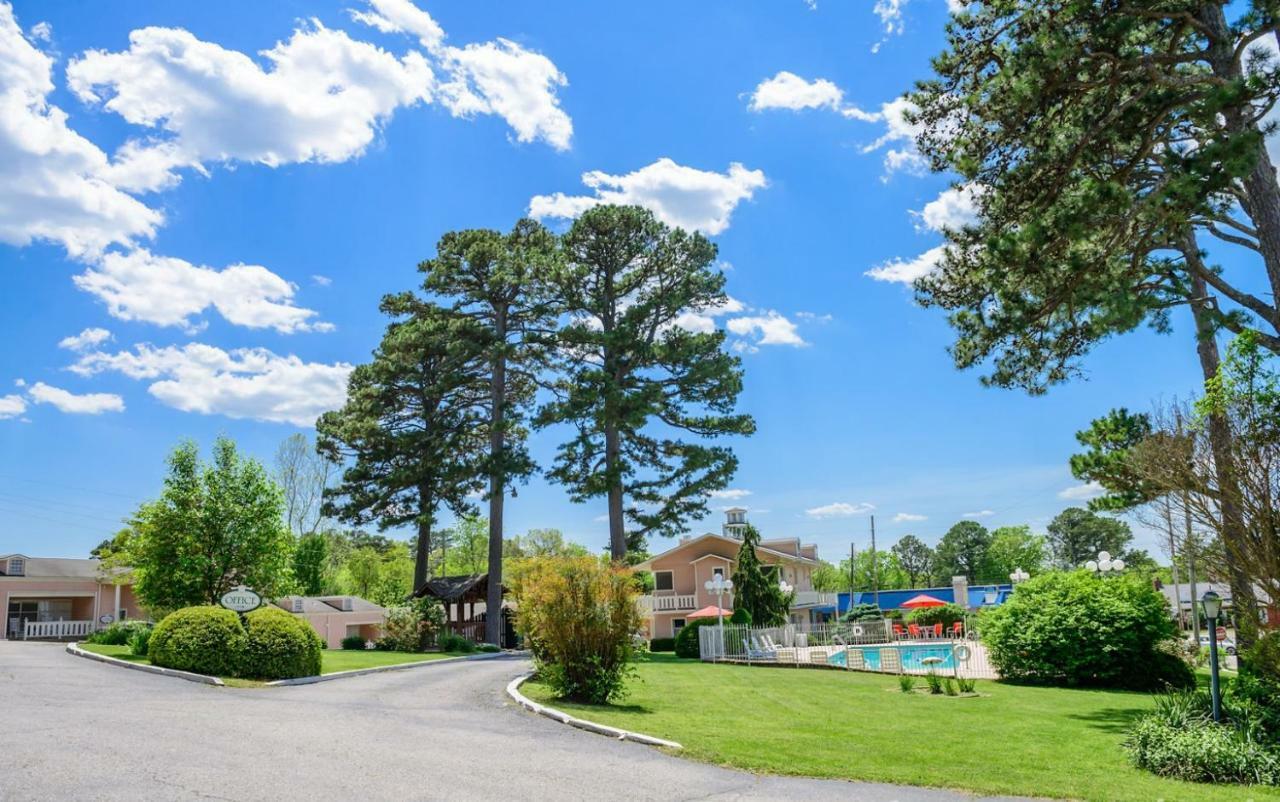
273,596,386,649
1,554,143,640
633,509,838,640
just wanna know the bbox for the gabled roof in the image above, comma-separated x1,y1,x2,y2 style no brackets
635,533,819,570
412,574,506,603
0,555,108,579
275,595,385,614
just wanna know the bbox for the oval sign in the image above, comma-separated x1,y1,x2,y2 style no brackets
219,587,262,613
99,614,115,625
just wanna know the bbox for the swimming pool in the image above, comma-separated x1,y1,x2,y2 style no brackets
829,644,957,671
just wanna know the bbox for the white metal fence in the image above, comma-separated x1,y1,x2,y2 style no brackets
23,620,95,640
698,621,998,679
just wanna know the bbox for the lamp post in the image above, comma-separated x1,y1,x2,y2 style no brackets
1202,590,1223,723
1009,568,1030,584
704,574,733,658
1084,551,1126,576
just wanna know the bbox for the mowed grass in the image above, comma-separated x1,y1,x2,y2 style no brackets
79,643,468,676
521,654,1280,802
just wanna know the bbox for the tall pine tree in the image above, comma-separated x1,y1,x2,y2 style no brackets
730,524,791,627
538,205,755,561
317,303,488,593
412,219,560,645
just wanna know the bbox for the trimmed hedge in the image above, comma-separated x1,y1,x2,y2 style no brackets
341,634,367,650
674,618,717,658
905,603,965,628
238,607,323,680
149,606,246,677
649,637,676,652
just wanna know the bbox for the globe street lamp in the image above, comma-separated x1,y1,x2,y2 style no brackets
1084,551,1125,576
1010,567,1030,584
704,574,733,658
1202,590,1223,722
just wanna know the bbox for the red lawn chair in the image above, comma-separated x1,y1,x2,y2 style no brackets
908,623,921,639
934,623,944,638
951,621,964,638
892,623,905,640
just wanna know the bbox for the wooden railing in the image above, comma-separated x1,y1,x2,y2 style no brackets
639,594,698,613
446,620,486,643
24,620,95,640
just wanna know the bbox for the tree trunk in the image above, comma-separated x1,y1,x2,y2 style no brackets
1198,4,1280,302
413,484,433,596
1188,265,1261,648
485,310,507,647
605,423,626,562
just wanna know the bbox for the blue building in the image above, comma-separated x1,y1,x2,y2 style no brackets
838,584,1014,614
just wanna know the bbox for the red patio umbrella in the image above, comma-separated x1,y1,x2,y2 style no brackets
900,593,948,609
686,605,734,619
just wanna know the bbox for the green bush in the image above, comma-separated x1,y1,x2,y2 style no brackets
515,556,642,704
438,632,478,653
149,606,246,677
729,608,752,625
906,603,965,628
1125,715,1279,786
674,618,718,659
980,570,1191,690
648,637,676,652
128,626,152,657
341,634,367,650
477,643,500,653
237,607,322,680
843,603,883,622
86,620,151,645
1246,630,1280,687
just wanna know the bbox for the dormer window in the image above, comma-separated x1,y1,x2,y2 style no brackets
7,557,24,576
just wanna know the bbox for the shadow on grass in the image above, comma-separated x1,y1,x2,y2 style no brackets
1066,706,1146,734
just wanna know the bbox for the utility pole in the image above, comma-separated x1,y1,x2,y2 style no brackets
847,542,856,613
1183,490,1201,644
1161,497,1183,631
870,515,880,610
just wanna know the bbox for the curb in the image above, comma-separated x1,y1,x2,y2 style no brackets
67,642,225,686
266,649,515,686
506,672,682,750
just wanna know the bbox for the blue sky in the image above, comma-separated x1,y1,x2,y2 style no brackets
1,0,1215,561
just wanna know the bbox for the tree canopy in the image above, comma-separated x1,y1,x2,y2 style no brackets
933,520,992,581
890,534,934,588
1046,508,1135,569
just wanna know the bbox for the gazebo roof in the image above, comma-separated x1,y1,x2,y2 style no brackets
413,574,504,603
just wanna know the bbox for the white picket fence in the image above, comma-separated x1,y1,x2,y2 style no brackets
24,620,95,640
698,621,998,679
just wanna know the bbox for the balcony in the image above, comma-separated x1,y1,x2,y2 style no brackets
638,594,698,613
792,591,838,608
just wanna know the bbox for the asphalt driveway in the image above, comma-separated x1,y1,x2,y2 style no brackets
0,642,1026,801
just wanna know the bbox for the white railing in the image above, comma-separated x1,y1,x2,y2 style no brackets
792,591,838,607
24,620,95,640
640,594,698,613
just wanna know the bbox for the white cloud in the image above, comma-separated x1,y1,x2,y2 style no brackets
749,71,843,113
726,311,808,347
1058,481,1105,501
913,184,983,233
796,311,833,323
0,4,161,256
865,245,943,284
805,501,875,519
892,512,927,523
350,0,445,50
874,0,909,36
73,249,330,334
311,274,333,287
58,327,113,352
66,21,434,192
670,296,746,334
0,393,26,419
437,39,572,150
529,158,767,235
70,343,352,427
963,509,994,519
28,20,50,41
26,381,124,414
710,488,752,500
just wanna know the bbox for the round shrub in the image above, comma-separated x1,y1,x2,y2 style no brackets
980,570,1189,689
729,608,752,625
906,603,965,628
673,618,718,659
843,603,883,623
238,606,323,680
341,634,367,651
149,606,246,677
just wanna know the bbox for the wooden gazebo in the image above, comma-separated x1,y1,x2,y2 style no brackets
413,574,513,645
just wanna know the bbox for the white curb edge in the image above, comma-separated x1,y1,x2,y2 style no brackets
506,672,683,750
67,642,225,686
266,649,512,686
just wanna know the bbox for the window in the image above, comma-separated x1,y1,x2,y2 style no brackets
118,609,128,621
654,571,674,592
672,618,686,634
7,557,24,576
712,566,725,579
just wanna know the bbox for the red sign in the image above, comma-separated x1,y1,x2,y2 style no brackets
1217,626,1228,641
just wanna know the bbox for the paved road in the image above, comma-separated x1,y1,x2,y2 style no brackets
0,642,1025,801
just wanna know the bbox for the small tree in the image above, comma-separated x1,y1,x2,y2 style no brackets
981,525,1047,583
131,437,292,611
292,534,327,596
1046,508,1133,570
730,524,791,626
538,205,755,561
933,521,991,582
514,556,641,704
275,433,333,537
891,535,934,588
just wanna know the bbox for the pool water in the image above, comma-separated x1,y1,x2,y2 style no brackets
829,644,956,670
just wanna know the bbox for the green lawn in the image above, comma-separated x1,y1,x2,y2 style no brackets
521,654,1280,802
79,643,470,677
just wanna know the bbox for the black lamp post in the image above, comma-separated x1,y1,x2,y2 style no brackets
1201,590,1223,723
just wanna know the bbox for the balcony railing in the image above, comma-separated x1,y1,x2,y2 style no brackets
638,594,697,613
792,591,838,607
